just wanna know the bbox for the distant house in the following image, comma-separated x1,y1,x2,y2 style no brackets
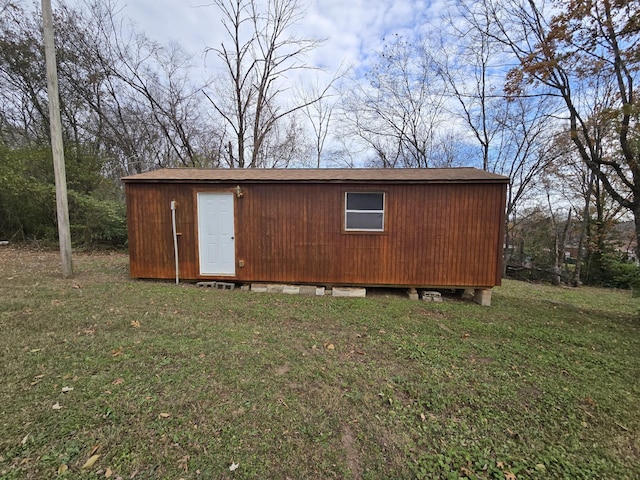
122,168,508,305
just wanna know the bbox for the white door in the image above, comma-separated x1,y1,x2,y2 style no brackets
197,192,235,275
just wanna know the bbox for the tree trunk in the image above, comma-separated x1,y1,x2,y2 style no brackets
634,204,640,263
573,172,595,286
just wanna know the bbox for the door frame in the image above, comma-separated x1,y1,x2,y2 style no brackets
196,191,236,276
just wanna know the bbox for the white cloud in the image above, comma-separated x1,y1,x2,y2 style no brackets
101,0,448,78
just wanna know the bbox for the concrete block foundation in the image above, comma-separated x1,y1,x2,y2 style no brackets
250,283,268,293
251,283,325,296
332,287,367,298
474,288,492,307
299,285,325,296
421,291,443,302
267,284,284,293
282,285,300,294
197,281,235,290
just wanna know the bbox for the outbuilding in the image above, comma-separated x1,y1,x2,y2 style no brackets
122,168,508,304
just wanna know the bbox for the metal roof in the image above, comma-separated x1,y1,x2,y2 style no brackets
122,167,509,184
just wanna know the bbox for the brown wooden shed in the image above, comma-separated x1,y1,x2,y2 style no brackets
122,168,508,303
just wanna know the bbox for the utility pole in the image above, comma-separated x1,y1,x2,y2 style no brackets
42,0,73,277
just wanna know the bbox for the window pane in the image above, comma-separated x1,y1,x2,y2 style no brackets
346,192,384,210
346,212,383,230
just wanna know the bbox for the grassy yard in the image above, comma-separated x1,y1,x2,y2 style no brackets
0,248,638,479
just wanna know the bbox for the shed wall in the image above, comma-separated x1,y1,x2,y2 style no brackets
125,181,505,287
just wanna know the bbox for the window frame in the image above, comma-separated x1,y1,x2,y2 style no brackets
343,191,386,233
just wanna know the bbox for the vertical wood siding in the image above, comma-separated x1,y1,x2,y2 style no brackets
125,181,506,287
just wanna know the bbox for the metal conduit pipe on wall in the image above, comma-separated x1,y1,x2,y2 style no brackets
171,200,179,284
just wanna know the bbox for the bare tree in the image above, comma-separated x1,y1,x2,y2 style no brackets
205,0,329,168
437,1,509,172
0,0,221,177
341,35,448,168
0,0,16,16
72,0,219,173
297,74,343,168
0,3,50,145
256,112,312,167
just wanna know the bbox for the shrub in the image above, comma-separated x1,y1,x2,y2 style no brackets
600,253,640,295
0,144,127,248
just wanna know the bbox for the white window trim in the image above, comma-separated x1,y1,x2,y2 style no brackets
344,192,385,232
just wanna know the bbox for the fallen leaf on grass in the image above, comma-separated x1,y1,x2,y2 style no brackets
21,434,29,445
52,402,62,410
82,454,100,469
178,455,190,472
324,343,335,350
89,445,100,456
130,320,140,328
61,386,74,393
58,464,68,475
461,333,470,339
31,374,45,386
112,378,124,386
504,471,516,480
105,467,113,478
159,412,170,418
111,347,124,357
229,462,239,471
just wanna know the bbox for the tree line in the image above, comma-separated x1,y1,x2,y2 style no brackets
0,0,638,289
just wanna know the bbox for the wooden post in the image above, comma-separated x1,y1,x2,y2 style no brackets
42,0,73,277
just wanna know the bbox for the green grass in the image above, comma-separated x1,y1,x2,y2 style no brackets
0,248,638,479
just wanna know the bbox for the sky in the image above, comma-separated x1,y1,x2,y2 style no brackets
112,0,445,81
59,0,471,166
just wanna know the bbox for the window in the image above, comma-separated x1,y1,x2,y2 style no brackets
344,192,385,232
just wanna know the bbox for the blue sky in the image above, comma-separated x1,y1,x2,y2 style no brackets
105,0,445,80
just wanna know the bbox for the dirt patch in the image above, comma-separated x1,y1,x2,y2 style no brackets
341,425,362,480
